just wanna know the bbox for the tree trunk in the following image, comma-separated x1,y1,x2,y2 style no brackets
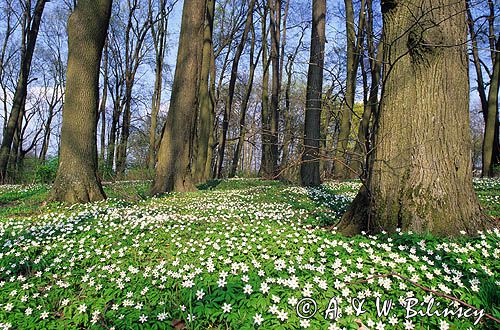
300,0,326,186
230,19,258,178
115,80,132,175
99,38,109,163
0,0,47,183
151,0,206,194
338,0,491,237
50,0,111,203
259,4,272,178
465,0,488,123
268,0,281,177
216,0,255,178
204,46,218,180
106,92,122,173
193,0,215,183
333,0,365,179
352,0,381,178
482,36,500,177
147,0,170,172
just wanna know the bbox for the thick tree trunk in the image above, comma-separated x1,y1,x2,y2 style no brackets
300,0,326,186
50,0,111,203
193,0,215,183
482,36,500,177
0,0,47,183
339,0,491,237
151,0,206,194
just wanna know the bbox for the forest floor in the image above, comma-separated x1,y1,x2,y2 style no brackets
0,178,499,329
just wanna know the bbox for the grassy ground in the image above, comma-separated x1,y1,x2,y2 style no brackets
0,178,498,329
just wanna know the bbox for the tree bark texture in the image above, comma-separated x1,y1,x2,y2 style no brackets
50,0,111,203
300,0,326,186
151,0,206,194
339,0,491,237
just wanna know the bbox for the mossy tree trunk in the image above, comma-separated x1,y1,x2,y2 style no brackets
300,0,326,187
151,0,206,194
339,0,491,237
50,0,111,203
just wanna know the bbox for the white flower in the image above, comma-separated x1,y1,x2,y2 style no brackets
300,319,311,328
243,284,253,295
139,314,148,323
439,320,449,330
196,289,205,300
269,304,279,314
277,310,288,322
77,304,87,313
404,319,414,330
260,282,270,294
222,303,232,313
40,311,49,319
253,313,264,325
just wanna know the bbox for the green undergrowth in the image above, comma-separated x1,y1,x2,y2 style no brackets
0,178,499,329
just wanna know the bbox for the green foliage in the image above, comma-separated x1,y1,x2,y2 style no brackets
0,179,498,329
34,158,59,184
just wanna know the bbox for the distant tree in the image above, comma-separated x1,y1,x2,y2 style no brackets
115,0,152,176
333,0,365,179
146,0,176,172
0,0,48,183
339,0,492,236
351,0,382,178
50,0,112,203
300,0,326,186
466,0,500,177
151,0,206,193
216,0,256,178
